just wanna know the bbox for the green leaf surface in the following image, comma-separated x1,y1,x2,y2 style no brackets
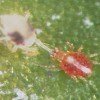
0,0,100,100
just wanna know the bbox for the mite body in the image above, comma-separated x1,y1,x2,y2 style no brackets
52,48,92,78
61,51,92,77
0,14,37,54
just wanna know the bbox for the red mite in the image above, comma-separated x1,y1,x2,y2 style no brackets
51,48,92,78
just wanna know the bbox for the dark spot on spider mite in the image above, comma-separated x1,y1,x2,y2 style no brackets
8,32,24,45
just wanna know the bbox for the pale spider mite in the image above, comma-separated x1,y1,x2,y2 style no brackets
0,14,38,55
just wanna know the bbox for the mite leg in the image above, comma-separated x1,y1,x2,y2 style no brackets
89,53,98,58
89,53,100,65
25,12,30,20
6,42,18,52
0,27,8,35
22,47,39,56
92,61,100,65
78,45,83,52
0,36,10,41
11,46,18,52
71,75,79,82
66,41,74,51
0,27,10,41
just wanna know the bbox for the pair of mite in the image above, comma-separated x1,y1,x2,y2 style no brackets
0,14,95,79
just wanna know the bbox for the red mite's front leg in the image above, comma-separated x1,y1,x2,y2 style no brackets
51,48,92,78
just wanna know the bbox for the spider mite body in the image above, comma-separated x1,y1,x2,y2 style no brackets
52,48,92,78
0,14,37,53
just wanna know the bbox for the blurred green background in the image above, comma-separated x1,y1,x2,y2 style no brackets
0,0,100,100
